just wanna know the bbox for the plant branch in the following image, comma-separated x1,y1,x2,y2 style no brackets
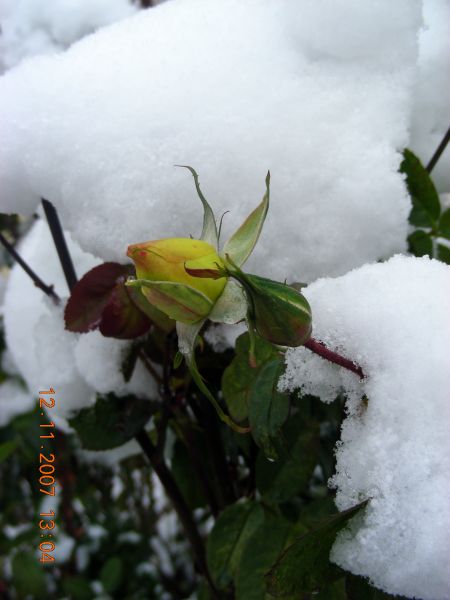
426,126,450,173
0,232,60,304
135,429,219,597
41,199,78,291
304,337,365,379
138,348,164,385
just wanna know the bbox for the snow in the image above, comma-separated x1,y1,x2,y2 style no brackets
410,0,450,192
0,0,422,283
280,255,450,599
3,219,157,423
0,0,137,72
0,380,34,426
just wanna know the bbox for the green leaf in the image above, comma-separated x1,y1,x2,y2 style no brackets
345,574,410,599
407,230,433,257
62,577,93,600
69,393,156,450
206,501,264,590
171,440,207,509
100,556,124,593
177,165,218,248
438,207,450,239
0,439,17,462
437,243,450,264
222,333,279,422
266,500,368,596
127,278,213,324
236,512,292,600
249,359,290,460
223,172,270,267
401,148,440,227
256,413,319,504
315,578,347,599
12,552,47,596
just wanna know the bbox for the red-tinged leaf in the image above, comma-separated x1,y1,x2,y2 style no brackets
184,265,223,279
99,282,151,339
65,262,133,333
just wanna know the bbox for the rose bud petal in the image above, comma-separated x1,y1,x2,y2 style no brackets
127,238,226,321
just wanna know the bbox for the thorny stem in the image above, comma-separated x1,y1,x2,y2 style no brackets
135,429,220,598
426,126,450,174
304,337,365,379
0,232,60,304
42,199,78,291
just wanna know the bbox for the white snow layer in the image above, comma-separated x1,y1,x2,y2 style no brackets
280,255,450,600
0,0,423,283
3,220,157,420
0,0,137,72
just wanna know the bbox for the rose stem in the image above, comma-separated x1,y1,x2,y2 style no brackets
304,337,365,379
0,231,60,303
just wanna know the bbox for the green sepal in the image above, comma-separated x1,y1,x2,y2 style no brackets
224,261,312,347
223,171,270,267
176,165,219,249
176,321,250,434
126,278,213,324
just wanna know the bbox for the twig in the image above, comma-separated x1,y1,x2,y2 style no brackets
0,232,60,304
426,126,450,173
138,348,164,385
41,199,78,291
304,337,365,379
135,429,220,597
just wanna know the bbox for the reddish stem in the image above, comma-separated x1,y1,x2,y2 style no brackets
304,337,365,379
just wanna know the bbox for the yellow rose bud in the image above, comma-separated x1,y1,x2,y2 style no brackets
127,238,227,323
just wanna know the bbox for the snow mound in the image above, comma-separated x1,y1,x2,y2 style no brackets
0,0,137,72
0,0,421,282
280,255,450,599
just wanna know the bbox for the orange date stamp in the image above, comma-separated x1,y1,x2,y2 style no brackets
38,388,56,564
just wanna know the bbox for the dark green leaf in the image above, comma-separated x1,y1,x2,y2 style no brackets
69,393,156,450
407,230,433,257
171,440,207,510
266,500,368,596
249,359,290,460
315,578,347,599
12,552,47,596
63,577,93,600
256,413,319,503
401,149,440,227
100,556,124,593
437,243,450,264
0,439,17,462
206,500,264,590
438,207,450,239
236,512,292,600
346,574,410,599
222,333,279,422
